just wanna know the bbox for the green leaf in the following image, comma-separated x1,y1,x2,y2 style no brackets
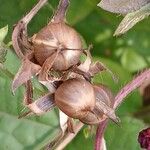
98,0,150,15
105,116,146,150
67,0,99,25
0,75,60,150
0,44,7,63
114,3,150,36
66,127,94,150
0,25,8,42
121,49,147,72
67,116,145,150
0,49,60,149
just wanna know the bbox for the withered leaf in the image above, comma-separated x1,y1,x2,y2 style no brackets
12,58,41,94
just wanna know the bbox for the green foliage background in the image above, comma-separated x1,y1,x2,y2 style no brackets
0,0,150,149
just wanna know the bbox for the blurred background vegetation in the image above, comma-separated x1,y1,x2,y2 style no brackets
0,0,150,149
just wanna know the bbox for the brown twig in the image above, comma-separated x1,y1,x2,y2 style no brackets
95,68,150,150
12,0,48,59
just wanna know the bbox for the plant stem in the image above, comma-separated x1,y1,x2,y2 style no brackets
95,68,150,150
114,69,150,109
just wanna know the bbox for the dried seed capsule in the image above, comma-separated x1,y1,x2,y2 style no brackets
32,22,82,71
55,78,96,119
80,84,119,125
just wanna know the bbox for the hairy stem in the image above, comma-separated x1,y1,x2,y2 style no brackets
95,68,150,150
114,69,150,109
95,120,108,150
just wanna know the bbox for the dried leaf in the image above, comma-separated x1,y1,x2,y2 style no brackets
98,0,150,14
114,3,150,36
12,58,41,94
0,25,8,42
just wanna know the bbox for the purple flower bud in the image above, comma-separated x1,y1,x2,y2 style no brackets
138,127,150,150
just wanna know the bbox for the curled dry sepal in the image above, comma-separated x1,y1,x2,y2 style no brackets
11,0,150,150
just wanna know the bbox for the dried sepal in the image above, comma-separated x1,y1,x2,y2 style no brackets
51,0,70,23
77,47,92,73
94,61,118,83
24,80,33,105
80,84,119,125
67,118,75,133
39,80,62,94
59,110,69,133
12,0,48,59
27,93,55,115
94,100,120,124
38,51,59,81
89,62,106,76
12,57,41,94
72,48,118,82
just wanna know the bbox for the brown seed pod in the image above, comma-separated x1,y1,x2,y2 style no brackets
32,22,82,71
80,84,118,125
55,78,96,119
